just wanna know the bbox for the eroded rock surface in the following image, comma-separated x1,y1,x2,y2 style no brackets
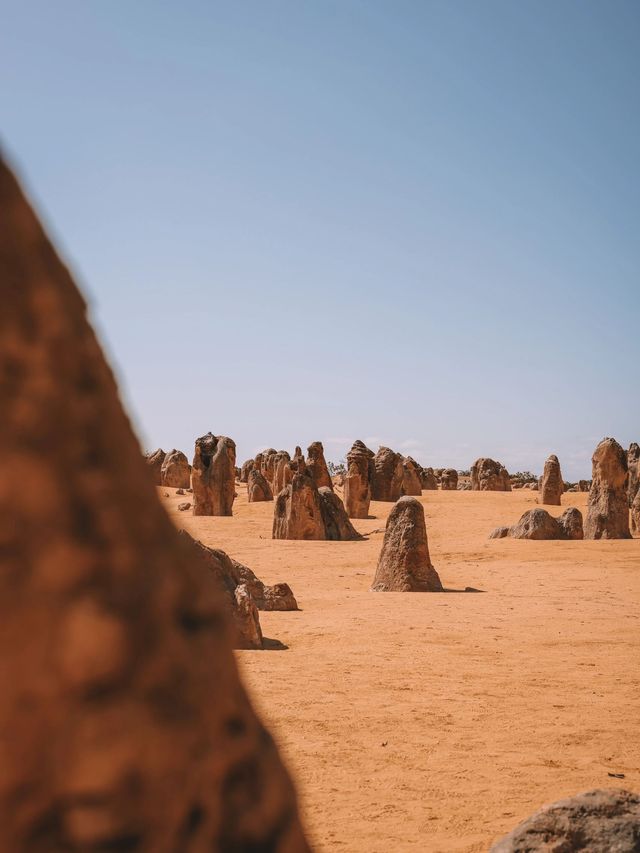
470,457,511,491
421,467,438,490
540,454,563,506
273,467,326,540
0,157,309,851
371,497,443,592
247,468,274,502
371,447,404,502
490,507,583,540
585,437,631,539
440,468,458,490
318,487,362,541
161,448,191,489
273,450,293,495
344,440,374,518
145,448,166,485
490,788,640,853
306,441,333,490
401,456,423,496
192,432,236,516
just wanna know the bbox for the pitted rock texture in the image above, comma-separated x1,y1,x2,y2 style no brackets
371,447,404,502
490,788,640,853
401,456,423,496
306,441,333,490
371,497,443,592
585,437,631,539
145,448,166,485
628,442,639,507
421,467,438,490
0,156,309,851
318,487,362,541
540,454,563,506
470,458,511,491
247,468,274,502
344,440,374,518
161,448,191,489
240,458,254,482
273,450,293,495
273,468,327,540
192,432,236,517
440,468,458,491
490,507,583,540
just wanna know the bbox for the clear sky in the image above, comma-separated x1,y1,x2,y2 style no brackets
2,0,638,479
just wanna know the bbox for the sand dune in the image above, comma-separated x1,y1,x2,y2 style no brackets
165,486,639,852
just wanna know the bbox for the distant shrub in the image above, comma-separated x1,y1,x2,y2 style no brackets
328,458,346,476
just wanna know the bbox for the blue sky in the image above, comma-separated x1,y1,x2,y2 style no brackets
2,0,638,479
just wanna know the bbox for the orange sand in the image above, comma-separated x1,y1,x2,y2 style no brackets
165,486,640,852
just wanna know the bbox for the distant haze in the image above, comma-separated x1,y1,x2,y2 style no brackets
3,1,638,480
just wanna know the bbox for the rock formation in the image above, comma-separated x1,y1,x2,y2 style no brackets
371,497,443,592
192,432,236,517
318,487,362,541
421,467,438,490
540,453,563,505
401,456,423,496
490,507,583,540
0,156,309,850
273,450,293,494
240,458,254,482
491,789,640,853
291,445,305,471
371,446,404,501
260,448,278,488
628,442,639,506
145,448,166,484
247,468,274,502
631,489,640,535
273,465,327,540
344,440,375,518
181,532,298,617
470,457,511,491
440,468,458,490
160,448,191,489
585,437,631,539
306,441,333,490
578,479,591,492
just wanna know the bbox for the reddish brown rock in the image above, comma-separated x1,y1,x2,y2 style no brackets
371,446,404,501
318,487,362,541
540,454,563,505
631,489,640,535
470,457,511,491
145,448,166,484
344,440,375,518
273,450,293,495
585,437,631,539
247,468,274,502
192,432,236,517
160,448,191,489
401,456,423,496
371,497,443,592
578,479,591,492
490,507,583,540
628,442,639,506
421,467,438,490
306,441,333,490
440,468,458,490
240,458,254,482
291,445,305,472
260,448,278,487
0,157,309,850
490,788,640,853
272,466,326,540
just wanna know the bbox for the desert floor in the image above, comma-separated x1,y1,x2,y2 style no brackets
165,486,640,852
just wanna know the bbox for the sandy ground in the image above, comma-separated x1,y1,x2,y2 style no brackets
164,485,640,852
